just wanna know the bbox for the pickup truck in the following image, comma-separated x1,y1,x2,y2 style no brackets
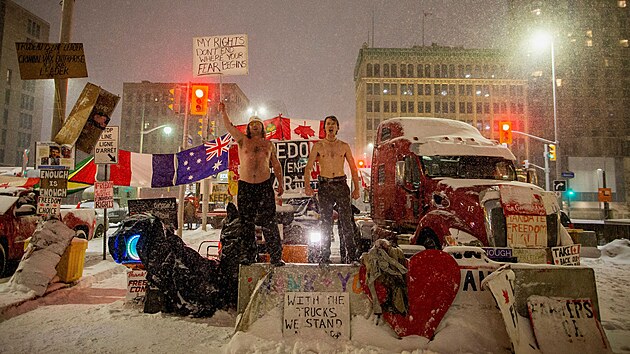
0,187,95,276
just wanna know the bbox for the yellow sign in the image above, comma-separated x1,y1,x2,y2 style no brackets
15,42,88,80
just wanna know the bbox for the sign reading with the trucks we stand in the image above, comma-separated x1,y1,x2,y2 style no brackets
95,126,119,164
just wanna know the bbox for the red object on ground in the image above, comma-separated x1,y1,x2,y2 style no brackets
360,250,461,339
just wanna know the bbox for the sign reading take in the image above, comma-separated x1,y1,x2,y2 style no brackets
95,126,119,164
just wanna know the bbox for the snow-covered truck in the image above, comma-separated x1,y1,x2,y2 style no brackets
0,187,96,276
364,117,571,260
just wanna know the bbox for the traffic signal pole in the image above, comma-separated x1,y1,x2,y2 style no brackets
512,130,555,191
177,82,191,238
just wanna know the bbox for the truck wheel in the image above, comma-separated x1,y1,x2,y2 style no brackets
418,231,442,250
0,243,6,277
95,224,105,239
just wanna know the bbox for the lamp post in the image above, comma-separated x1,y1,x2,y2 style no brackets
532,31,560,180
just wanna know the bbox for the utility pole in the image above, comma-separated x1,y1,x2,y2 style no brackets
512,130,555,191
51,0,75,138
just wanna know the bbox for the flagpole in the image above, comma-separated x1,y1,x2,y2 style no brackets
177,82,191,238
201,79,212,231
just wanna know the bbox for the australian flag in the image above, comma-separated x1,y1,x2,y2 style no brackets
175,133,231,185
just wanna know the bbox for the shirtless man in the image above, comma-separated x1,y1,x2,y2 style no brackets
304,115,360,265
219,102,285,266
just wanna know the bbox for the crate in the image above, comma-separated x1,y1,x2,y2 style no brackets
56,238,88,283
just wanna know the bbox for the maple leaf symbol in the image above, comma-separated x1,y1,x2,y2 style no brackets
502,289,510,304
294,123,315,139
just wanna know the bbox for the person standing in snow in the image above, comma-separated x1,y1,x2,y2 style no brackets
184,199,196,230
304,115,360,265
219,102,285,266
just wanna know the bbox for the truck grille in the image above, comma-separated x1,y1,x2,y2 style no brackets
484,200,559,247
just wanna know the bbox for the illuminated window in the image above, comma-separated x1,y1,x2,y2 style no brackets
586,30,593,38
620,39,629,47
586,39,593,47
618,1,626,8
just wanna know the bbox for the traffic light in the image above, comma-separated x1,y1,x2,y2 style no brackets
499,121,512,144
168,86,182,113
190,85,209,115
548,144,557,161
357,159,365,168
197,118,205,137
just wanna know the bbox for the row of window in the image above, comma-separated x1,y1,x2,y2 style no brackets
365,63,507,79
20,94,34,111
27,19,41,38
367,83,525,97
366,118,508,133
19,113,33,129
366,100,525,115
17,132,30,149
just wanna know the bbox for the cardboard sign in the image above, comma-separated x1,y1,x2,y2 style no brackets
54,83,120,153
528,296,611,353
36,196,61,216
506,214,547,247
128,197,178,229
193,34,248,77
15,42,87,80
126,269,148,302
39,170,69,197
551,244,581,266
94,181,114,209
35,142,75,170
283,292,350,339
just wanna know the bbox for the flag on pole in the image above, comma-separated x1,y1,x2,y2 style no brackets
175,133,230,185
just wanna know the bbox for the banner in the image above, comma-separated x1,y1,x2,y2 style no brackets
15,42,87,80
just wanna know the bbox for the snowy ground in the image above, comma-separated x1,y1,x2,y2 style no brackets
0,227,629,354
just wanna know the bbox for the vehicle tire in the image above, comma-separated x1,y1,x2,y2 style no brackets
95,224,105,239
417,230,442,250
0,243,7,278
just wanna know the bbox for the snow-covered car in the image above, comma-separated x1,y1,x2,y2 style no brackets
76,199,127,238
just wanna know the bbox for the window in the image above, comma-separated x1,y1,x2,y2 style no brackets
374,101,380,112
367,63,373,77
435,102,441,113
425,102,431,113
418,84,424,95
378,165,386,185
620,39,629,48
407,101,414,113
374,64,380,77
6,69,12,86
383,83,390,95
391,64,397,77
384,101,390,112
390,84,397,95
459,102,466,113
493,103,499,113
391,101,398,113
467,102,473,113
434,65,441,78
418,102,424,113
400,64,406,78
401,101,407,113
4,89,10,105
442,102,448,113
367,100,373,112
425,84,431,95
517,103,524,114
407,64,414,77
448,64,455,78
367,119,373,130
434,84,440,95
424,64,431,78
373,83,380,95
510,103,517,114
476,102,482,114
418,64,424,78
619,1,627,7
367,83,373,95
442,64,448,78
484,103,490,114
384,64,390,77
3,108,8,124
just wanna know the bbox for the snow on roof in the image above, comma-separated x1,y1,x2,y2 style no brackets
384,117,515,160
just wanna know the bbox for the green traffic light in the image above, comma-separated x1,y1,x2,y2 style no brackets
567,189,575,197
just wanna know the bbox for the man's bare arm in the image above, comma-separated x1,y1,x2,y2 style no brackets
344,143,360,199
219,102,244,143
270,144,284,196
303,143,320,196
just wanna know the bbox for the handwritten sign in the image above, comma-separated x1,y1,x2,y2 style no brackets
551,244,581,266
36,196,61,216
283,292,350,339
128,197,178,229
506,214,547,247
126,269,147,303
193,34,248,77
15,42,87,80
39,170,69,197
528,296,611,353
94,181,114,209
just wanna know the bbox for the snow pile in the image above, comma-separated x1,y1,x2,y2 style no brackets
599,238,630,263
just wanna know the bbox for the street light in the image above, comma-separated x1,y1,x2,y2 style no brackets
139,124,172,154
532,31,560,179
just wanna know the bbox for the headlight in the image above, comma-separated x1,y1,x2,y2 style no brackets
309,231,321,244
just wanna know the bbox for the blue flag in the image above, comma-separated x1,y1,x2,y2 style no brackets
175,133,231,185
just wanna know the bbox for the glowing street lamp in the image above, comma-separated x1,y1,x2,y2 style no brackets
139,124,172,154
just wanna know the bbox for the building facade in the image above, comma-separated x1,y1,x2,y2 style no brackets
354,44,529,163
0,0,48,167
507,0,629,217
120,81,249,155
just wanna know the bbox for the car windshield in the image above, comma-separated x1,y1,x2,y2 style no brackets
421,155,517,181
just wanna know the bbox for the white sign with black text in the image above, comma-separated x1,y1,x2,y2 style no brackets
283,292,350,340
94,126,119,164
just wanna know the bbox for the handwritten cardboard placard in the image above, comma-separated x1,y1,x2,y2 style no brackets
126,269,148,303
36,196,61,216
506,214,547,247
193,34,248,77
283,292,350,340
15,42,87,80
551,244,581,266
94,181,114,209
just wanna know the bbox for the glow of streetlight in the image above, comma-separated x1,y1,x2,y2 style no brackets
531,30,553,51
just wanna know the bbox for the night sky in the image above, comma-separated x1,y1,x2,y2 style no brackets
14,0,508,143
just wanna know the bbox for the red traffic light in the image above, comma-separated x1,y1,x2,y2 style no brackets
190,85,209,115
357,159,365,168
499,121,512,144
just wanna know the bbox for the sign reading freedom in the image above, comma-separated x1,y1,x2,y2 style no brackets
15,42,88,80
193,34,248,77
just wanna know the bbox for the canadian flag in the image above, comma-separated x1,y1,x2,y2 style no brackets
236,115,324,141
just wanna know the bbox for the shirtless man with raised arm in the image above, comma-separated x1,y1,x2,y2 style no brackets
219,102,285,266
304,115,360,265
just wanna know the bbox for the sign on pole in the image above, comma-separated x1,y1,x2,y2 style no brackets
553,180,567,192
94,181,114,209
193,34,249,77
95,126,119,164
15,42,88,80
561,171,575,179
